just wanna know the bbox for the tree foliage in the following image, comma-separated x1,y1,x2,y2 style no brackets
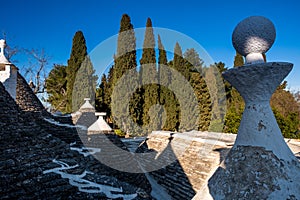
114,14,137,82
111,14,140,135
157,35,178,131
233,51,244,67
139,18,159,133
173,42,189,80
271,81,300,138
46,64,68,112
46,30,97,113
44,14,300,139
222,53,245,134
66,31,87,112
72,56,98,111
221,54,300,138
184,48,211,131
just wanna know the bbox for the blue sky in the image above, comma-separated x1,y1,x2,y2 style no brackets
1,0,300,91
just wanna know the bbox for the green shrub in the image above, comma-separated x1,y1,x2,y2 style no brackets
114,129,126,137
273,109,300,139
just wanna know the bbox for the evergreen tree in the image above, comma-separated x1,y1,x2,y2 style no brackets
140,18,156,65
170,43,200,131
189,71,212,131
205,62,228,132
111,14,140,135
223,52,245,133
114,14,137,82
139,17,159,133
233,51,244,67
158,34,168,89
173,42,189,80
66,31,87,112
184,48,211,131
104,66,115,122
95,72,114,126
157,35,178,131
158,35,168,68
72,56,98,111
95,74,108,112
46,64,68,113
183,48,204,71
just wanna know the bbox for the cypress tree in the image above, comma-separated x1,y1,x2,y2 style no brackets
171,43,199,131
66,31,87,112
158,35,167,67
173,42,189,80
105,66,115,122
111,14,140,135
114,14,137,82
184,48,211,131
139,18,159,133
190,71,212,130
205,62,228,132
72,56,98,111
233,51,244,67
140,18,156,65
95,74,108,112
140,18,157,85
183,48,203,71
157,35,178,131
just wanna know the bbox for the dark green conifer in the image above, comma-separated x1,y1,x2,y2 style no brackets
224,53,245,133
46,64,68,112
72,56,98,111
114,14,137,82
184,48,211,131
173,42,189,80
96,74,108,112
66,31,87,112
157,35,178,131
233,51,244,67
139,18,159,133
111,14,140,135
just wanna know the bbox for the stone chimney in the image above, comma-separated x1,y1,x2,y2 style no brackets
0,39,18,100
88,112,112,134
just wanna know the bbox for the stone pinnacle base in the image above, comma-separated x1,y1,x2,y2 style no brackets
208,146,300,199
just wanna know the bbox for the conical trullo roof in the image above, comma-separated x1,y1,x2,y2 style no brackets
88,112,112,133
79,98,95,112
0,81,19,131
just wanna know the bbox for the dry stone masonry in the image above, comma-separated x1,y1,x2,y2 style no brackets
0,41,152,199
136,131,300,199
0,78,153,199
1,15,300,199
16,72,49,117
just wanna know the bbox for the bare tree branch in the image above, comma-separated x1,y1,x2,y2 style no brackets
2,32,51,99
24,48,51,94
2,31,19,63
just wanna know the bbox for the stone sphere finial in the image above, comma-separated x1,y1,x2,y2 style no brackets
232,16,276,64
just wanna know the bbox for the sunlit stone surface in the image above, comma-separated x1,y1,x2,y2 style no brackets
208,16,300,199
232,16,276,64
